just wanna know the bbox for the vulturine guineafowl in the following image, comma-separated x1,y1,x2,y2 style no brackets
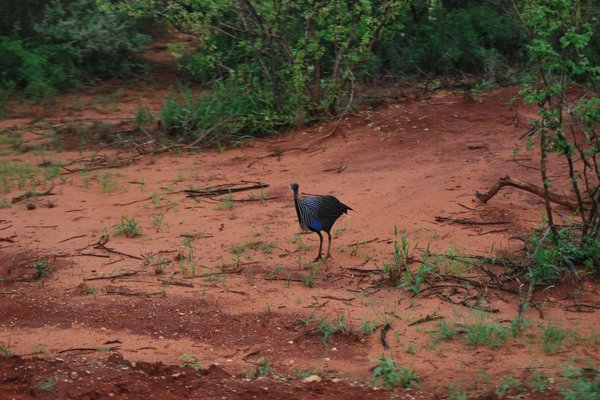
290,182,352,261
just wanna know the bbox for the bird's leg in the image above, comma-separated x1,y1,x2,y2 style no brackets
325,231,332,259
314,231,323,262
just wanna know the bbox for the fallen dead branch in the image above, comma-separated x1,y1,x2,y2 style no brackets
57,234,87,244
86,271,139,281
105,285,160,297
435,215,509,225
408,313,444,326
0,235,16,243
380,324,390,350
61,153,140,174
476,175,582,210
320,295,355,302
11,183,55,204
184,181,269,198
93,236,144,261
161,278,194,288
563,303,600,313
58,346,120,354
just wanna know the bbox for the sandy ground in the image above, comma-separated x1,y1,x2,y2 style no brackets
1,80,599,400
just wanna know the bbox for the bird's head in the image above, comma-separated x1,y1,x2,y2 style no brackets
289,182,299,191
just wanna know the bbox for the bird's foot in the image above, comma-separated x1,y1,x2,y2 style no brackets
313,255,323,263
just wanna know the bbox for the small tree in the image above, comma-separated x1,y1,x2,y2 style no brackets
101,0,405,130
518,0,599,281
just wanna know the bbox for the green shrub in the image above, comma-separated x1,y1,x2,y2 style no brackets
34,0,149,79
375,4,528,77
159,82,290,144
528,228,600,285
0,0,149,98
0,36,69,99
371,354,419,389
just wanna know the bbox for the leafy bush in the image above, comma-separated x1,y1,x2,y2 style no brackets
160,82,291,143
528,228,600,285
34,0,149,79
371,354,419,389
375,3,528,77
0,0,149,98
0,36,69,99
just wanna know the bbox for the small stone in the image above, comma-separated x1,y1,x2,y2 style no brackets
26,202,36,210
303,375,321,383
70,372,78,380
172,373,181,378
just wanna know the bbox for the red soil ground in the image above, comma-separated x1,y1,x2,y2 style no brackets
1,75,598,399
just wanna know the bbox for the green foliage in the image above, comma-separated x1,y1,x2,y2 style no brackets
464,320,511,349
0,161,36,194
0,36,69,99
319,313,348,344
135,106,154,128
519,0,600,281
528,228,600,285
38,378,56,392
494,375,524,397
0,343,13,357
0,0,149,98
113,216,143,238
561,366,600,400
542,324,569,354
530,371,551,393
34,0,149,79
432,320,459,342
33,258,52,279
179,353,202,371
371,354,419,389
376,3,528,77
160,83,290,143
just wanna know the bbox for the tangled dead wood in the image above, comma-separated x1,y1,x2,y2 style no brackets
476,175,582,210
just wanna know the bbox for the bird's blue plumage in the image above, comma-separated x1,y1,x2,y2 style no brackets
309,220,323,231
303,197,320,209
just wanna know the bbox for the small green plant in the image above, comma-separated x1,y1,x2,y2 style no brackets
300,262,323,287
134,106,154,128
267,264,284,279
406,341,417,355
38,378,56,392
150,192,163,208
179,354,202,371
447,385,469,400
494,375,524,398
432,320,459,342
360,319,378,335
464,320,510,349
113,216,143,238
383,225,418,285
529,371,551,394
256,358,274,376
319,313,348,344
217,192,234,210
561,365,599,400
0,343,13,357
152,213,167,232
543,324,568,354
94,171,121,193
33,258,52,279
371,354,419,389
